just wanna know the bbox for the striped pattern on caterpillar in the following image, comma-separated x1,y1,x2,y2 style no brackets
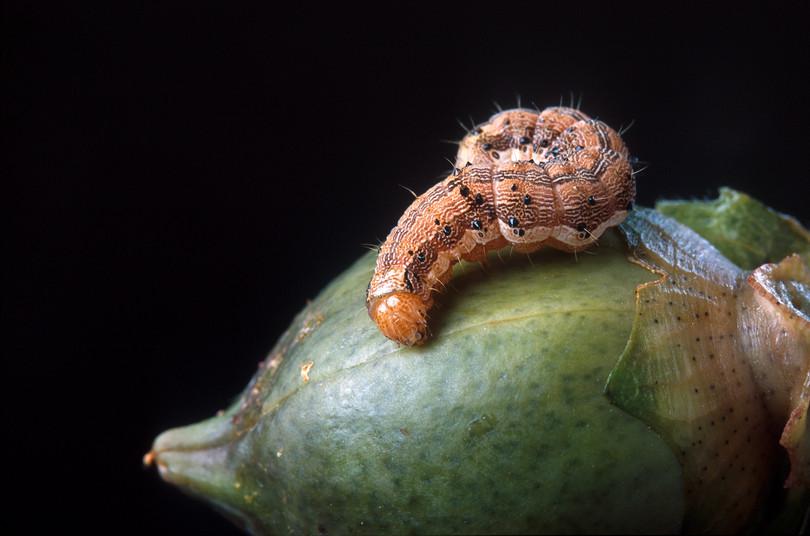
367,106,636,345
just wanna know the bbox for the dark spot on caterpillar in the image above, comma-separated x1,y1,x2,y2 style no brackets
482,143,493,151
577,223,587,232
471,219,482,230
434,218,441,225
523,194,531,205
474,193,484,205
473,127,482,134
513,229,519,235
587,196,596,206
539,139,549,147
508,216,519,228
503,119,510,126
578,232,586,239
465,161,472,167
626,201,634,210
550,146,560,156
518,229,525,237
407,250,413,255
459,185,470,197
416,251,426,262
511,184,518,192
491,151,500,159
443,225,452,236
519,136,531,144
403,271,414,292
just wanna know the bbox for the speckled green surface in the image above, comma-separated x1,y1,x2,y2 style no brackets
153,231,685,534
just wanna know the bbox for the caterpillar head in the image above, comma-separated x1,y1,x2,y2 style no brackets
367,292,430,346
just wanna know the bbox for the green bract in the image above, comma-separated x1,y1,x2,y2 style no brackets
150,190,810,534
657,187,810,270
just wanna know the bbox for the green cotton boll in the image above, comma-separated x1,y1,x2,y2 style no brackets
148,189,810,535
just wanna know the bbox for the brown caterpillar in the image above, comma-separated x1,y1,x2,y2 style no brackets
367,106,636,345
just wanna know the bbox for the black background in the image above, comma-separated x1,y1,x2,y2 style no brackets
6,3,810,533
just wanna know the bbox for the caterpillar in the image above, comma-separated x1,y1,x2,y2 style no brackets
367,106,636,345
